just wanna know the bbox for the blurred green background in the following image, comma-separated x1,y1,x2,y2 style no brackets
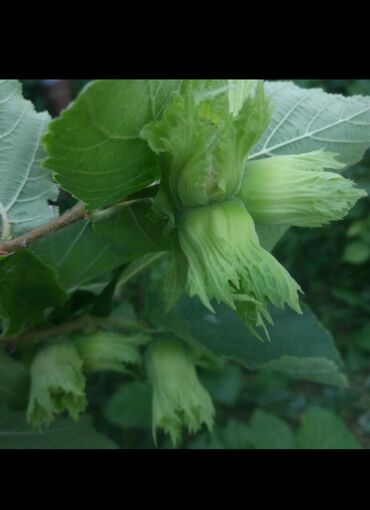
20,80,370,448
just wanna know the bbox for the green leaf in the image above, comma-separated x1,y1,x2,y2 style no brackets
347,219,368,238
0,406,117,448
31,219,129,291
92,201,166,257
250,81,370,167
164,297,346,387
31,202,160,290
298,406,362,449
353,323,370,352
188,430,225,449
201,364,243,406
104,381,152,429
219,419,252,449
146,293,223,371
343,240,370,264
111,300,137,321
0,80,57,239
160,247,188,312
0,250,67,334
188,418,253,449
0,349,29,407
91,268,122,317
116,251,167,290
247,409,297,449
43,80,180,210
331,288,370,312
259,356,347,387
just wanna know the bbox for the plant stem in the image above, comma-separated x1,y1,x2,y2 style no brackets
0,202,87,254
2,314,151,344
0,196,155,256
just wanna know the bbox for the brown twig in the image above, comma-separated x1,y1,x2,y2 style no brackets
2,314,151,344
0,202,87,254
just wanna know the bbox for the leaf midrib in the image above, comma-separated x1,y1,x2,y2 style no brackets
249,101,370,159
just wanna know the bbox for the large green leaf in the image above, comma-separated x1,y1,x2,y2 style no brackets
247,409,297,449
104,381,152,429
31,219,130,291
115,252,167,291
201,364,243,406
154,297,347,387
0,406,117,449
0,80,57,239
250,81,370,167
92,201,166,255
31,202,162,290
0,250,67,334
297,406,362,449
219,419,252,449
192,419,253,449
259,356,347,387
43,80,180,210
